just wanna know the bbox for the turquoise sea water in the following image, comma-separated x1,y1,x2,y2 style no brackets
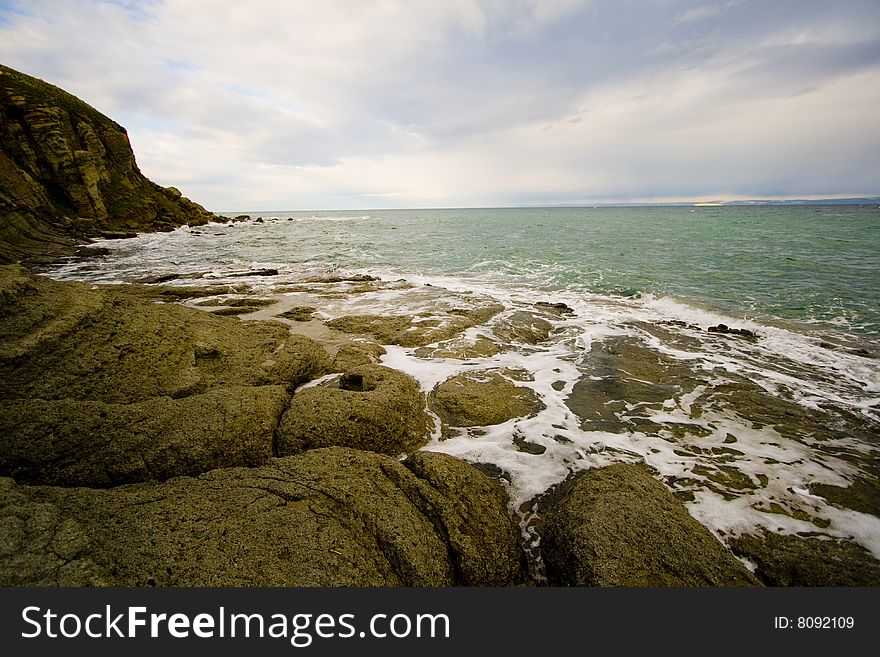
225,205,880,335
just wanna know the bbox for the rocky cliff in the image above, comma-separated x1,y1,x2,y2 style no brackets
0,64,216,263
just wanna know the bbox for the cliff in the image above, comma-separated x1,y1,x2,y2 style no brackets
0,64,216,263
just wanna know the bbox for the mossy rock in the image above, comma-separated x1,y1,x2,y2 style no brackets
0,386,288,487
429,370,545,427
730,531,880,586
0,448,525,586
540,463,760,586
277,365,429,456
0,266,328,404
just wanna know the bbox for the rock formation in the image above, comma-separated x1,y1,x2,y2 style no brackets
0,64,217,263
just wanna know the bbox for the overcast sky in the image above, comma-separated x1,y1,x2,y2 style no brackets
1,0,879,210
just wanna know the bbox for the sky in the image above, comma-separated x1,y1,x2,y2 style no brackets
1,0,879,211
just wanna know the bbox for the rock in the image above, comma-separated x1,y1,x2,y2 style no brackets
0,448,525,586
429,370,545,427
0,266,330,486
493,310,554,345
278,305,317,321
565,338,701,433
730,531,880,586
540,463,760,586
330,342,386,371
707,323,757,338
326,302,504,348
0,266,328,405
535,301,575,315
230,268,278,277
414,335,503,360
400,451,525,585
0,64,218,264
277,365,429,456
0,386,288,487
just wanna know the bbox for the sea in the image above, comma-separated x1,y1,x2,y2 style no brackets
42,204,880,568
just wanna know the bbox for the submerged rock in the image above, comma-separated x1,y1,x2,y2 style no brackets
429,370,545,427
277,365,429,456
0,448,524,586
540,463,760,586
493,310,554,345
326,302,504,348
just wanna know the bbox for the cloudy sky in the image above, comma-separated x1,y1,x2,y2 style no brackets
1,0,879,210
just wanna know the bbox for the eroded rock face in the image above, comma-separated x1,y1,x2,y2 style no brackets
0,448,525,587
429,370,545,427
540,463,760,587
277,365,429,456
0,266,328,486
0,64,217,263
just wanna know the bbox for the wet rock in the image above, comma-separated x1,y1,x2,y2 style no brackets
277,365,429,456
535,301,575,315
565,338,700,432
414,335,503,360
230,268,278,277
0,386,288,487
493,310,554,345
330,342,386,371
429,370,545,427
302,274,381,283
327,303,504,348
540,463,760,586
730,531,880,586
0,448,524,586
278,305,317,322
194,297,276,308
707,323,757,339
809,478,880,517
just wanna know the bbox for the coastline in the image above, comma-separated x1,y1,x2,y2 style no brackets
3,240,879,585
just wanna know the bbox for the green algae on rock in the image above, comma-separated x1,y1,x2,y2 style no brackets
0,386,289,487
730,530,880,586
429,369,545,428
277,365,430,456
540,463,760,586
0,448,525,586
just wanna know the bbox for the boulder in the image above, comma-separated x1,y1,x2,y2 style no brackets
540,463,760,586
429,370,545,427
0,448,525,586
277,365,429,456
730,531,880,586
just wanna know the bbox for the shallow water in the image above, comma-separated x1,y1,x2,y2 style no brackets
42,206,880,569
